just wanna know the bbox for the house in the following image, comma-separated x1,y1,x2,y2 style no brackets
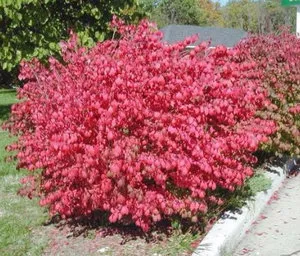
160,25,247,48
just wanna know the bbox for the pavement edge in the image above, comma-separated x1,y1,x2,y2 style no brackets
192,166,286,256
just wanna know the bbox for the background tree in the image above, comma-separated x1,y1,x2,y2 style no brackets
0,0,145,88
141,0,222,27
222,0,296,34
222,0,259,32
260,0,295,33
198,0,224,26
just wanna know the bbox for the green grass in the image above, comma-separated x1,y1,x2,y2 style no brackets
247,168,272,194
152,231,200,256
213,168,272,215
0,89,49,256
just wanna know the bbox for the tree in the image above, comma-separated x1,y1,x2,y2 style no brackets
0,0,145,88
141,0,222,27
198,0,224,26
222,0,261,32
222,0,296,34
260,0,296,33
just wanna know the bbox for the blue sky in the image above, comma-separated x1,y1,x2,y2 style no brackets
212,0,229,6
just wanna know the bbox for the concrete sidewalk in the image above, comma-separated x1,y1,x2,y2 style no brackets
193,166,287,256
233,175,300,256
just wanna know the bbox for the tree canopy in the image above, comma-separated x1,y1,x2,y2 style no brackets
223,0,296,33
0,0,145,87
140,0,222,27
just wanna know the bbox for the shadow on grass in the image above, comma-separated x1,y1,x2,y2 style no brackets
0,89,17,94
44,210,206,245
0,104,12,123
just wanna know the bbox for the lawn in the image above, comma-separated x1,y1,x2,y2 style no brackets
0,89,49,256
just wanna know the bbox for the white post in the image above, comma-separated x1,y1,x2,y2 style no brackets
297,6,300,38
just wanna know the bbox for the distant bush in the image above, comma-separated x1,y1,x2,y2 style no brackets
235,29,300,155
4,18,275,231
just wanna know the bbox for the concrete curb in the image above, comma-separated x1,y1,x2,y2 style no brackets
192,166,286,256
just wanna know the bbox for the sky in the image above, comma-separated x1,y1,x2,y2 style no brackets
212,0,229,6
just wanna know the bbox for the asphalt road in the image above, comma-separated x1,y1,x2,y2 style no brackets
233,174,300,256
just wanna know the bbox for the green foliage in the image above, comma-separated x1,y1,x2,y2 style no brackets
222,0,258,32
222,0,296,33
142,0,222,27
0,0,145,87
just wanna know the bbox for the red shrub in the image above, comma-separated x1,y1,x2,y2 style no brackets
235,29,300,155
4,18,275,231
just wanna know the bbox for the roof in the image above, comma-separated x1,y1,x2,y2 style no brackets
160,25,247,47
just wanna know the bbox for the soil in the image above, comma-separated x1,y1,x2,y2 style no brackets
39,216,201,256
